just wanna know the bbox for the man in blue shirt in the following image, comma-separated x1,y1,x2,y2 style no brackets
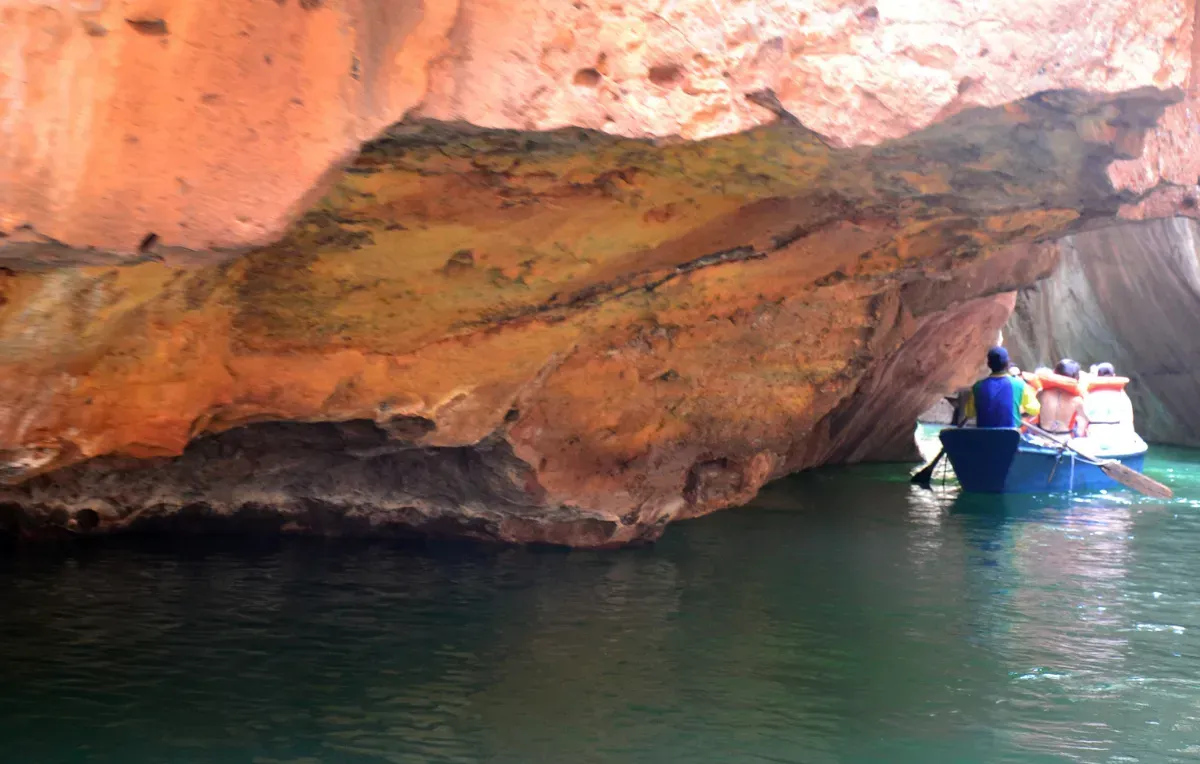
963,346,1040,427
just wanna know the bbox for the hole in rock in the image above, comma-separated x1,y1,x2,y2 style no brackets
441,249,475,276
72,509,101,532
380,415,437,442
138,232,159,253
574,68,602,87
125,17,168,35
647,64,683,87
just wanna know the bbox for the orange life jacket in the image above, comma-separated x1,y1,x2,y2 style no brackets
1020,371,1042,391
1085,376,1129,393
1036,370,1082,396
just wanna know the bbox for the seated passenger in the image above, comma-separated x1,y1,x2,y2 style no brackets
1083,362,1135,441
1008,365,1044,393
1037,359,1088,438
963,346,1040,427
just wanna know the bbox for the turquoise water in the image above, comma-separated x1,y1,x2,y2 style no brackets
3,438,1200,763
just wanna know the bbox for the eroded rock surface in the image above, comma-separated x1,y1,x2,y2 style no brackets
1,0,1195,258
0,88,1169,544
1006,217,1200,447
2,0,1199,544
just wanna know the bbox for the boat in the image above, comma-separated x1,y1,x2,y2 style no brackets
938,427,1148,494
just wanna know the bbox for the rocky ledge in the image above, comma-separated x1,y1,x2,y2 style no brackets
2,0,1200,545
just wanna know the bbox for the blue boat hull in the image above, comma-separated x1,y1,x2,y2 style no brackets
939,427,1147,494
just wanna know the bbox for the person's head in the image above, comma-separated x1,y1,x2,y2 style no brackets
1054,358,1081,379
1095,362,1115,377
1008,365,1021,377
986,346,1010,373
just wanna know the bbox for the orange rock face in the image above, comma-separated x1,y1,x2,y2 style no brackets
0,87,1173,544
1,0,1194,256
0,0,458,254
0,0,1197,544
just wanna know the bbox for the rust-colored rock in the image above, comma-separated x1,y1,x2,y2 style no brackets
0,0,1194,258
1109,12,1200,223
0,0,458,255
0,87,1177,545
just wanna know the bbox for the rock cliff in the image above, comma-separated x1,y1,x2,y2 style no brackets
1,0,1198,544
1007,217,1200,447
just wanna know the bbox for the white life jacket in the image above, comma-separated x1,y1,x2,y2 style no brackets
1083,388,1133,426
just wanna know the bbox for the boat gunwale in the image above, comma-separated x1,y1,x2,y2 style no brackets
939,426,1148,462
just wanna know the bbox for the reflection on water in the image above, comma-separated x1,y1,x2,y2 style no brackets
2,437,1200,763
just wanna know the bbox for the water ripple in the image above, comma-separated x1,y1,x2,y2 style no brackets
2,440,1200,762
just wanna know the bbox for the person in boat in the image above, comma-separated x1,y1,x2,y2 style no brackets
1007,365,1043,391
963,346,1040,427
1082,362,1135,441
1036,358,1088,438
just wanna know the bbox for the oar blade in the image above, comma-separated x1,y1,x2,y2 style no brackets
1099,461,1174,499
911,449,945,486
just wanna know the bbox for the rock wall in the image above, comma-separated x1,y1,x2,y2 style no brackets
1,0,1199,544
1006,217,1200,447
2,0,1195,258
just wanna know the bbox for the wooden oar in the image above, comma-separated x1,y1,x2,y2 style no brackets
911,448,945,486
1022,421,1174,499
